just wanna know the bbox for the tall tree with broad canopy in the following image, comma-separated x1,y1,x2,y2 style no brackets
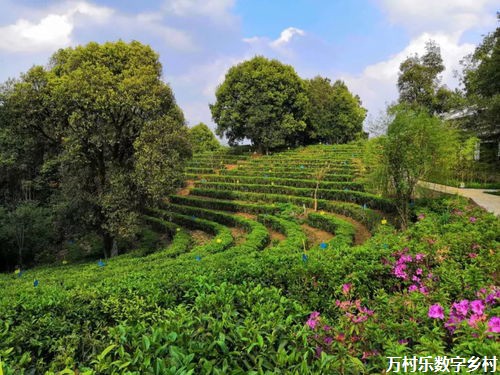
461,14,500,143
210,56,308,153
189,122,221,153
398,40,458,114
304,76,367,144
2,41,191,258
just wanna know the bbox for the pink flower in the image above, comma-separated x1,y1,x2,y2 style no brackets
315,346,322,358
468,253,478,258
428,304,445,319
468,313,486,328
324,337,333,344
452,300,469,318
342,283,352,295
412,275,421,282
417,213,425,220
415,253,425,261
419,287,429,295
487,317,500,333
408,284,418,292
469,216,477,223
306,311,321,329
323,325,331,331
470,300,485,315
416,268,423,275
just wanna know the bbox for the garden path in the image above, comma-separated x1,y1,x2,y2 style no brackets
419,181,500,216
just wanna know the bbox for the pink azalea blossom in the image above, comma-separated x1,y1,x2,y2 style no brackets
416,268,423,275
428,304,445,319
415,253,425,261
419,287,429,295
452,300,469,318
487,317,500,333
342,283,352,295
468,253,478,258
470,300,485,315
469,216,477,223
417,213,425,220
324,337,333,344
408,285,418,292
468,313,486,328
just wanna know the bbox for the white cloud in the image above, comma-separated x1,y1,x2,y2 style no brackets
378,0,498,35
342,32,476,130
243,26,306,56
0,1,113,53
270,27,305,48
0,15,73,52
165,0,236,23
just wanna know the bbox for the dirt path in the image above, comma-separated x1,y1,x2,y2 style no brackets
300,223,334,248
189,230,212,246
178,180,194,196
419,181,500,216
234,212,286,242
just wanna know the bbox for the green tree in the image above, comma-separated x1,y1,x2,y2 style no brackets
397,40,453,114
304,77,367,144
461,15,500,143
3,41,191,258
210,56,308,153
189,122,221,153
1,202,54,268
367,107,457,228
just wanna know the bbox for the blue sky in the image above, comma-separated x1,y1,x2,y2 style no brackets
0,0,498,136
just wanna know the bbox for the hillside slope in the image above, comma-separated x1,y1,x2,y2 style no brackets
1,145,498,374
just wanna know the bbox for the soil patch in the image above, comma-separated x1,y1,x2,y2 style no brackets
230,227,247,245
178,180,194,196
225,164,238,171
300,223,334,248
190,230,212,246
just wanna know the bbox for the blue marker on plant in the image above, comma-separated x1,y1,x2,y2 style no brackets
302,254,308,262
320,242,328,249
300,165,305,169
195,255,201,261
98,260,105,267
383,244,389,249
34,279,39,287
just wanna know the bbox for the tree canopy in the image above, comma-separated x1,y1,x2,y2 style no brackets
210,56,308,153
189,122,221,153
461,15,500,141
0,41,191,261
304,77,367,144
397,41,458,114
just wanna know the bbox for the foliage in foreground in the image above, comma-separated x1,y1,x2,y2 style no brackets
0,196,498,374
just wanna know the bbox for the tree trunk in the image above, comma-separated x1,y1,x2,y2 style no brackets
103,232,113,259
110,239,118,257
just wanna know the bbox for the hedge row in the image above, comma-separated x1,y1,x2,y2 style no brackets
161,203,270,254
193,182,394,212
257,214,307,253
169,195,279,215
218,170,356,181
306,212,356,249
185,167,216,174
142,215,194,258
196,175,363,191
190,188,382,231
152,209,233,254
227,166,359,175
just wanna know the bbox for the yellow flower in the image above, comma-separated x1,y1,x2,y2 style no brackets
176,227,181,232
216,238,222,244
320,211,325,216
14,269,20,275
381,219,387,225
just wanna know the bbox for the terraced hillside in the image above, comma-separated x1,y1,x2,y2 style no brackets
175,144,389,251
1,145,499,374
